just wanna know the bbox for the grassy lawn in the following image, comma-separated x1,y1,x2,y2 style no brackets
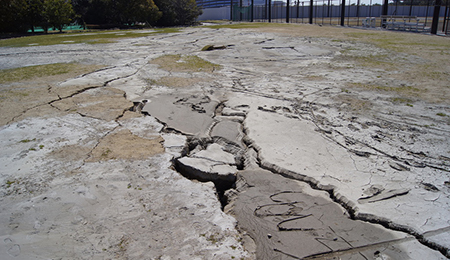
0,28,181,48
0,63,84,83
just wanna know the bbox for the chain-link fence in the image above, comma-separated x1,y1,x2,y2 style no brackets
220,0,450,34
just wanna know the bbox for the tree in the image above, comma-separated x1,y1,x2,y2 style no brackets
154,0,202,26
115,0,161,26
25,0,45,32
84,0,113,25
71,0,90,28
82,0,161,27
0,0,29,32
43,0,75,32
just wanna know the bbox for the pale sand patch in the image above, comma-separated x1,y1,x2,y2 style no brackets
87,129,164,161
149,76,206,88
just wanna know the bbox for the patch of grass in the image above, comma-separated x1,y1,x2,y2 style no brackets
334,94,372,112
0,28,181,48
146,76,204,88
206,234,218,244
154,27,181,34
390,97,414,104
436,112,447,117
201,20,231,24
6,180,16,188
343,32,450,53
349,83,422,96
19,138,36,143
337,53,395,70
0,63,81,83
203,22,297,30
150,54,221,73
101,148,111,158
304,75,325,81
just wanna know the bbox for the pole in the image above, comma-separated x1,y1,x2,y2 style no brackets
240,0,243,21
302,2,304,23
269,0,272,22
431,0,441,34
251,0,254,22
341,0,346,26
409,0,413,17
382,0,389,27
309,0,314,23
382,0,388,16
443,1,448,32
231,0,233,21
287,0,290,23
328,0,331,17
357,0,360,26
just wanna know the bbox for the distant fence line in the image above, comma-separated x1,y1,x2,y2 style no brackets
197,1,450,34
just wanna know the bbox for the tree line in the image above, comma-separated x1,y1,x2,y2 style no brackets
0,0,202,33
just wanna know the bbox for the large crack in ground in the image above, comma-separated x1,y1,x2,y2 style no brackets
138,90,448,259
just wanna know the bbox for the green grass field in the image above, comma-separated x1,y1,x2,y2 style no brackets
0,28,181,48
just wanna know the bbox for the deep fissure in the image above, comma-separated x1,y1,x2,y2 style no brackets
172,136,240,210
251,138,450,258
135,89,449,258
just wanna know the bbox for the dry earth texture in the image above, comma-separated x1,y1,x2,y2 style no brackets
0,23,449,259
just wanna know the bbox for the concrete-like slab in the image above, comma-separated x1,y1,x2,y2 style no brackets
210,120,245,146
142,94,217,136
229,168,446,259
176,156,237,183
193,143,236,165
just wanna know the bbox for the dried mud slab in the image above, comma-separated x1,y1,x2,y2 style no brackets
228,168,444,259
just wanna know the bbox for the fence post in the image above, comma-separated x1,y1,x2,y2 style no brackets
240,0,243,21
310,0,314,23
287,0,290,23
381,0,388,27
230,0,233,21
269,0,272,22
431,0,441,34
382,0,388,16
341,0,346,26
443,1,449,32
251,0,254,22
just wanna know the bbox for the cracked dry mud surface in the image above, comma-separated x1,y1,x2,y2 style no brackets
0,24,449,259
